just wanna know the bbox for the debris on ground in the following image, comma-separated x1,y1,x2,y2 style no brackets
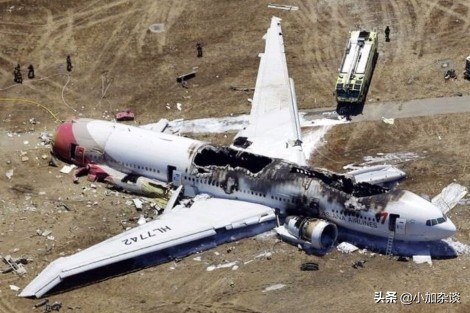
300,262,319,271
229,86,255,91
337,242,359,254
352,260,367,269
116,109,135,121
176,70,196,84
9,284,20,292
44,301,62,312
5,169,14,179
2,255,28,275
381,117,395,125
444,69,457,80
262,283,286,292
34,298,49,308
267,4,299,11
206,261,239,271
59,164,77,174
132,198,143,210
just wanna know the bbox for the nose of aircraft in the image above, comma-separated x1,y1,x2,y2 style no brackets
435,218,457,239
52,120,76,161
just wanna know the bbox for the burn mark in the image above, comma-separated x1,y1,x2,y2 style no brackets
291,166,388,197
193,145,272,174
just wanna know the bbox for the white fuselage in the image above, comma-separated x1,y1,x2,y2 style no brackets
57,119,456,242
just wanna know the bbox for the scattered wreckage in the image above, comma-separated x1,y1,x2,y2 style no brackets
19,17,461,298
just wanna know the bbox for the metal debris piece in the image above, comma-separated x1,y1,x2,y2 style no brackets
300,262,319,271
34,299,49,308
9,284,20,291
44,301,62,312
2,255,27,275
229,86,255,92
176,70,196,83
59,165,76,174
133,198,143,210
352,260,367,269
267,3,299,11
149,23,164,33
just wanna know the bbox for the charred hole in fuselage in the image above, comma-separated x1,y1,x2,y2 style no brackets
291,166,388,197
193,145,272,174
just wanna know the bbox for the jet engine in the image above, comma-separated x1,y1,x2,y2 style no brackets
284,216,338,250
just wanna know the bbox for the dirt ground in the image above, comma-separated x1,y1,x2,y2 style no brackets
1,0,470,312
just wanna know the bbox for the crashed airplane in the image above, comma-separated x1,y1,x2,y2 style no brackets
21,17,457,298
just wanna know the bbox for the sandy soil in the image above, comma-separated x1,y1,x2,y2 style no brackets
0,1,469,312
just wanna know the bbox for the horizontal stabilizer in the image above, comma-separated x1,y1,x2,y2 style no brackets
20,198,275,298
432,183,468,214
347,165,406,186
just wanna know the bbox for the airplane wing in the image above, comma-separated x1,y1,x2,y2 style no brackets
232,17,306,165
20,197,275,298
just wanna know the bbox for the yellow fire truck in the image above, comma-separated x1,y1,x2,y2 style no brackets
335,30,378,104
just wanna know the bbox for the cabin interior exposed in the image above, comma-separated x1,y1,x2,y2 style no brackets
193,145,272,174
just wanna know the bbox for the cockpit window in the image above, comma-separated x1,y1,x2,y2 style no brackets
426,215,448,226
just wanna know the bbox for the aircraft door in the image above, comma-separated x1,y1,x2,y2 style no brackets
395,218,407,235
167,165,176,183
172,170,182,186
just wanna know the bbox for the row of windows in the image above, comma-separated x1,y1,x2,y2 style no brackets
331,209,376,222
104,157,161,174
426,215,447,226
182,175,295,204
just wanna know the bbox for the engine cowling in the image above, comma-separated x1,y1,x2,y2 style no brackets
285,216,338,250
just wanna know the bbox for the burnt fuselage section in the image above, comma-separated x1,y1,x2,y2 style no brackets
183,144,390,219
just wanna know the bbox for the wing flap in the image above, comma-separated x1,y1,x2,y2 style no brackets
20,198,275,298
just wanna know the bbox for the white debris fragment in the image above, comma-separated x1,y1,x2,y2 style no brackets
59,164,77,174
193,256,202,261
5,169,14,179
432,183,468,214
23,140,29,145
217,261,238,269
267,4,299,11
21,156,29,162
137,215,147,225
9,285,20,292
412,254,432,265
263,284,286,292
176,102,182,111
381,117,395,125
206,261,239,271
46,235,55,241
232,265,239,271
255,251,272,259
133,199,143,210
39,132,52,144
337,242,359,254
41,230,52,237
